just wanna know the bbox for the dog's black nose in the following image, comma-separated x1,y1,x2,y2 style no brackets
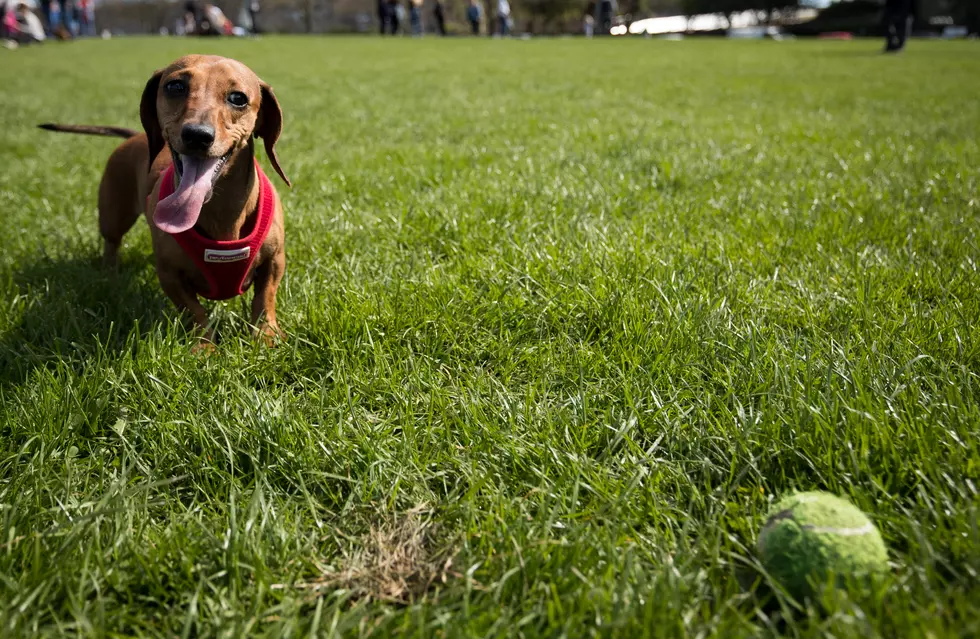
180,123,215,151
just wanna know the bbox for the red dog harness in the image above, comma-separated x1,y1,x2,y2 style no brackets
156,160,275,300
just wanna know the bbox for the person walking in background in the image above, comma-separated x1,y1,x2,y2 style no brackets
433,0,446,35
67,0,80,36
466,0,481,34
44,0,59,36
409,0,422,36
79,0,93,35
183,0,201,34
40,0,51,34
387,0,402,34
247,0,260,34
595,0,614,35
496,0,509,36
883,0,916,52
583,13,593,37
377,0,387,34
236,0,258,35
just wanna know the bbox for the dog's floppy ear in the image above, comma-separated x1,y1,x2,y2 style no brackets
140,69,165,168
256,82,290,187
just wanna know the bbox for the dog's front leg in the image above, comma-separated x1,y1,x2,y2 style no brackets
157,268,214,347
250,251,285,345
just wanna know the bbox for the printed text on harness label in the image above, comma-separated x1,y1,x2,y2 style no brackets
204,247,251,263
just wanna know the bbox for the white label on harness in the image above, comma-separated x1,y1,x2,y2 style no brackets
204,247,251,263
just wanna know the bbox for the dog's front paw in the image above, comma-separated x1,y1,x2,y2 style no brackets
255,322,284,348
191,339,217,356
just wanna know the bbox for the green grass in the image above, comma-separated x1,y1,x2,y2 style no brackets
1,36,979,637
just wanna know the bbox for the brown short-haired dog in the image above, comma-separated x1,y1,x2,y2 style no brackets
40,55,290,345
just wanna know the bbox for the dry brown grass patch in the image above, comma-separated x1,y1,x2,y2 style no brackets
278,506,457,604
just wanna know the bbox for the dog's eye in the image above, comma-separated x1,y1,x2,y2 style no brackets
227,92,248,108
164,80,186,96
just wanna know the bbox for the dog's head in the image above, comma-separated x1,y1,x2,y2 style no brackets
140,55,289,233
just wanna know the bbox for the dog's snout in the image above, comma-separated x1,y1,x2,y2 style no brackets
180,123,215,151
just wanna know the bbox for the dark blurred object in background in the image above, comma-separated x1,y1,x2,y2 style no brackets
883,0,916,51
433,0,445,34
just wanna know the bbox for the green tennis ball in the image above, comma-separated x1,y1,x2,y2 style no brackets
757,491,888,601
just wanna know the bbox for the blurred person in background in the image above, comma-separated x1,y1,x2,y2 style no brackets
183,0,202,34
239,0,260,34
43,0,57,35
201,3,232,35
496,0,509,35
883,0,916,52
66,0,78,35
5,1,45,44
386,0,400,33
409,0,422,35
466,0,481,34
79,0,93,35
2,1,18,42
391,0,405,34
433,0,445,35
236,0,259,34
249,0,260,33
595,0,614,35
378,0,388,33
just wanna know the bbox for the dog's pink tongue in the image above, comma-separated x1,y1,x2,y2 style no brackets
153,156,223,234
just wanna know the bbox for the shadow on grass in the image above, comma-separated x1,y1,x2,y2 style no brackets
0,254,168,387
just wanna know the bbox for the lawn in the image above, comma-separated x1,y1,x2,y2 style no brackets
1,35,979,637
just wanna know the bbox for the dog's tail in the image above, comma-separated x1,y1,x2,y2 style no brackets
37,123,140,139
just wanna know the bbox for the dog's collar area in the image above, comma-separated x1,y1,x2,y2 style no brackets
156,160,276,301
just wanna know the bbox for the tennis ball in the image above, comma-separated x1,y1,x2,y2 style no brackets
757,491,888,601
